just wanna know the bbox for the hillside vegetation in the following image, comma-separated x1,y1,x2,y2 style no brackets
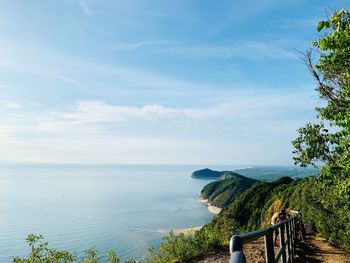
200,172,259,207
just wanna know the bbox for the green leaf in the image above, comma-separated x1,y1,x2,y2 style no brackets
317,21,325,32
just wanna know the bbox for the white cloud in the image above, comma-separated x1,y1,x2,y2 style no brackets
2,100,23,109
0,90,316,165
37,90,315,132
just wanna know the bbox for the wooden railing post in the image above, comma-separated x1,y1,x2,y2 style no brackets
286,220,291,263
264,227,275,263
290,219,295,262
279,224,287,263
293,217,297,249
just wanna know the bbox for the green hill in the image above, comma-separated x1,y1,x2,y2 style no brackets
191,168,250,179
191,168,225,178
207,176,294,238
200,172,259,207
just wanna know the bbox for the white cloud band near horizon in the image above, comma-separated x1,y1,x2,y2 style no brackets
37,92,315,131
0,89,318,165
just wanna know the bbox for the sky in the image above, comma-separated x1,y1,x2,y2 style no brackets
0,0,346,165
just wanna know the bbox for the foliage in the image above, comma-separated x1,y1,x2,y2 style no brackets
292,8,350,179
107,250,121,263
207,177,294,237
292,8,350,170
13,234,122,263
13,234,75,263
292,8,350,250
146,227,222,263
201,173,258,207
261,176,350,251
81,249,99,263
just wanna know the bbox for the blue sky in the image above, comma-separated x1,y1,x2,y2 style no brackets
0,0,346,165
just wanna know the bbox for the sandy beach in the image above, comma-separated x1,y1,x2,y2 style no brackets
155,198,221,237
208,205,222,214
200,198,222,215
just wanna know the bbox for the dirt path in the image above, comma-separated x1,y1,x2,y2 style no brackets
189,238,265,263
296,235,350,263
189,235,350,263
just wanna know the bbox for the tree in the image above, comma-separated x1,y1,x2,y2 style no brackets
81,249,99,263
292,8,350,174
107,250,121,263
292,8,350,250
12,234,75,263
13,235,122,263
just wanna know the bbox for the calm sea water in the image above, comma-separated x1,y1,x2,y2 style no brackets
0,164,242,262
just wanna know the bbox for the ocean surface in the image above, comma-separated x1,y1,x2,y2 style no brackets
0,164,244,262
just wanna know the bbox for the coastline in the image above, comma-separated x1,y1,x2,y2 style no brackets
155,197,221,237
200,198,222,215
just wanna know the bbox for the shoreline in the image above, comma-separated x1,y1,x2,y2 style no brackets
156,197,221,237
200,198,222,215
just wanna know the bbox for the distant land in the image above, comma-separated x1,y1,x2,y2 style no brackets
234,166,319,181
191,166,319,181
191,168,243,179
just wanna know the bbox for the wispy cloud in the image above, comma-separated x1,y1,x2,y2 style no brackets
107,39,298,60
107,40,176,51
0,36,271,103
155,41,298,60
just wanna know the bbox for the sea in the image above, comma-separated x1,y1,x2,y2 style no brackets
0,164,245,262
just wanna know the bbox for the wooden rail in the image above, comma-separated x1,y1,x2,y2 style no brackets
229,217,297,263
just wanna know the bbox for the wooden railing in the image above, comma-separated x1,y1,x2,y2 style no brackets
229,217,297,263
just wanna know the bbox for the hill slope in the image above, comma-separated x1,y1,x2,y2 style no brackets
200,172,259,207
